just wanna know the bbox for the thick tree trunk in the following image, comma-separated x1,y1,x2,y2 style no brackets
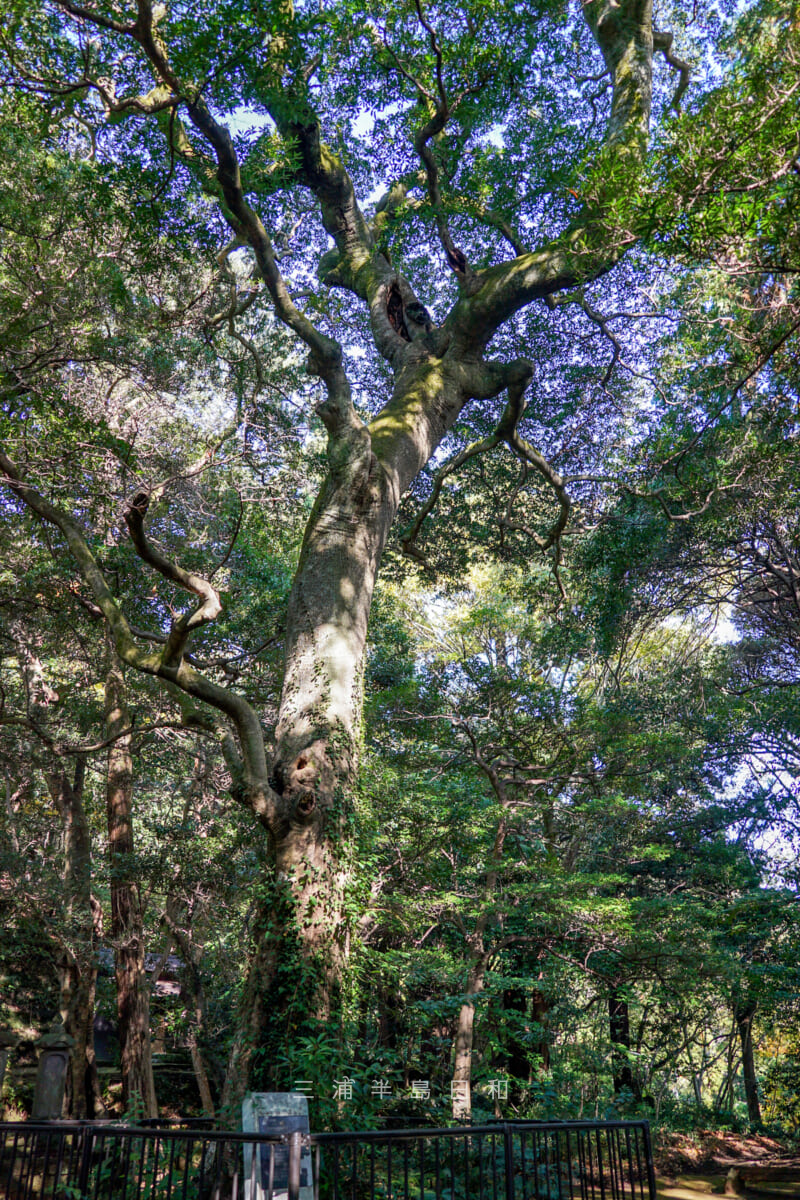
105,651,158,1119
57,955,93,1117
60,955,103,1118
609,989,639,1098
735,1003,761,1125
269,445,394,1007
223,426,412,1102
215,439,395,1112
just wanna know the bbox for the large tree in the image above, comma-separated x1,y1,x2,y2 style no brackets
2,0,797,1110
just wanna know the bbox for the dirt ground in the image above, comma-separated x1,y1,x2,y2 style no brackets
654,1131,800,1199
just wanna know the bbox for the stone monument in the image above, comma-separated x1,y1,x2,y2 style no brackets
32,1021,74,1119
241,1092,313,1200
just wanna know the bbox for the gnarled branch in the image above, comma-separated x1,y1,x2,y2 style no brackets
450,0,655,346
400,366,571,575
0,450,276,831
653,30,691,110
123,489,223,668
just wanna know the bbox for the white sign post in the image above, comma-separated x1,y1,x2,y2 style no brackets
242,1092,314,1200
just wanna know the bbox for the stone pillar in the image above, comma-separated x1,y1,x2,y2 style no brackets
32,1022,75,1120
0,1031,20,1103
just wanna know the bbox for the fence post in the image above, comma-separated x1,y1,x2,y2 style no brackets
503,1123,515,1200
77,1127,94,1196
288,1130,302,1200
641,1123,657,1200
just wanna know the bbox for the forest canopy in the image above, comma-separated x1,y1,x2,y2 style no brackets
0,0,798,1137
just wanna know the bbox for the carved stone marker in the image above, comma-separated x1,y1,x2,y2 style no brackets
32,1022,74,1120
93,1014,119,1065
241,1093,313,1200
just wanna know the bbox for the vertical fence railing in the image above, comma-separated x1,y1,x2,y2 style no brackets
0,1118,655,1200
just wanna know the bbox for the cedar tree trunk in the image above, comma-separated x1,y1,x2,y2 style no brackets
105,651,158,1119
609,989,639,1098
735,1003,761,1125
47,763,98,1118
48,760,103,1118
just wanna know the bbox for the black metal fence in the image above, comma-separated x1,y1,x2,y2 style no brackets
0,1118,656,1200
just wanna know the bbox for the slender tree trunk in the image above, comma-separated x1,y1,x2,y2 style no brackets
86,895,108,1117
609,989,639,1098
48,759,104,1119
449,796,510,1121
531,987,551,1073
105,650,158,1119
691,1071,703,1109
163,890,217,1121
735,1003,761,1124
3,771,24,854
714,1019,738,1114
188,1033,216,1119
451,949,489,1122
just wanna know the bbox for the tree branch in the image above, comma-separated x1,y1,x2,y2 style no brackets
378,2,475,283
0,451,276,830
546,287,626,391
449,0,654,346
55,0,135,35
653,30,691,110
56,0,361,441
413,106,474,284
123,488,223,667
400,429,503,565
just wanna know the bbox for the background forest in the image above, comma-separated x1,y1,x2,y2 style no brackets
0,0,798,1147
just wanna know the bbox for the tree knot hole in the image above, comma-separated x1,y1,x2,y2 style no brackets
387,283,411,342
296,792,316,819
129,489,150,516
